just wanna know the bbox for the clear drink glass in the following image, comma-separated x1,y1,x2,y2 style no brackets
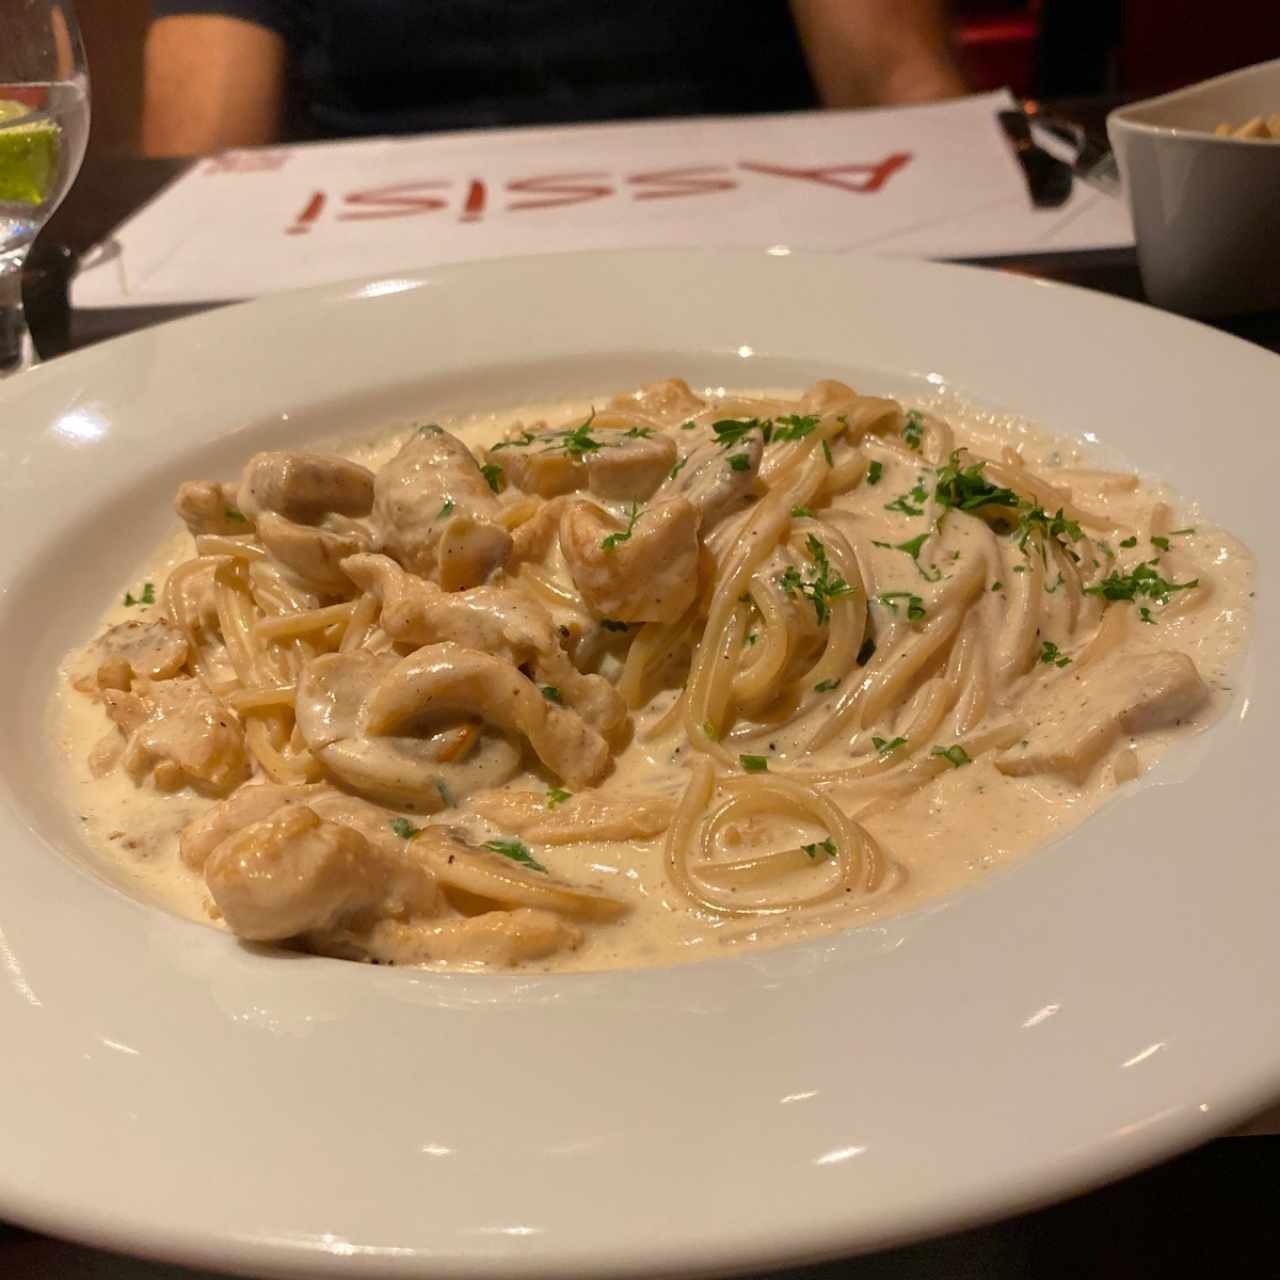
0,0,89,375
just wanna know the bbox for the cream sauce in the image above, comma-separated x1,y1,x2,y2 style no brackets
53,386,1254,972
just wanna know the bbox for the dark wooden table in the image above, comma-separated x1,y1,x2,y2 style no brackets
6,144,1280,1279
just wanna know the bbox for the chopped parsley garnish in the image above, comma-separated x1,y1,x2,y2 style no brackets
681,419,698,430
822,440,834,466
902,409,924,450
778,535,855,624
727,452,751,472
484,838,548,873
541,685,563,704
1015,506,1082,557
480,463,503,493
885,493,925,516
879,591,926,622
1084,561,1198,605
701,719,720,741
991,580,1004,592
438,497,455,518
601,618,629,632
123,583,155,607
389,818,420,839
711,418,762,448
933,451,1019,515
435,778,454,807
623,426,655,439
546,787,571,809
931,745,972,768
490,428,539,452
1138,606,1156,624
772,414,820,442
744,632,758,647
1013,565,1027,574
814,678,840,692
224,507,247,523
669,456,689,480
802,837,837,860
872,531,940,580
739,754,769,773
866,459,884,485
1038,640,1071,667
872,735,908,757
791,506,815,519
856,637,877,665
600,501,641,551
1119,535,1138,548
549,410,604,459
1170,527,1196,536
1150,535,1170,551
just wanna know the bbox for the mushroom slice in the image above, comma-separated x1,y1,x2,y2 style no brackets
237,451,375,522
80,619,189,692
295,651,522,809
343,552,626,734
558,497,699,624
256,512,370,594
413,826,627,922
363,642,611,788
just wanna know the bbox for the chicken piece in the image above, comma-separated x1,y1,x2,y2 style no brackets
374,426,511,588
101,677,249,792
558,497,699,623
81,619,189,692
363,643,612,788
333,908,581,966
174,481,249,537
508,495,568,563
180,781,317,870
492,422,675,502
468,788,675,845
585,431,676,501
613,377,706,421
181,780,426,872
237,451,374,523
295,651,523,808
995,650,1209,784
653,432,761,530
411,825,627,921
256,512,370,595
204,805,437,942
342,552,625,734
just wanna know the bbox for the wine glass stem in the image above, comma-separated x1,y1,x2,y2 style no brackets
0,246,35,376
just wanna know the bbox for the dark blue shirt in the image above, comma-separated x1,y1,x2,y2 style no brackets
153,1,818,138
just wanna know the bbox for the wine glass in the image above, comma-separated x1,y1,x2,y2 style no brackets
0,0,89,375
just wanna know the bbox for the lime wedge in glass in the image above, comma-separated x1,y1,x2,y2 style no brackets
0,99,61,206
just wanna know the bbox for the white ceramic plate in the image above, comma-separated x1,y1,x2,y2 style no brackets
0,250,1277,1279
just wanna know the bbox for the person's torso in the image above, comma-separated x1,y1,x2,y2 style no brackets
289,0,817,136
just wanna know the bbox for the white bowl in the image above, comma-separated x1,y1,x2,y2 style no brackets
1108,58,1280,316
0,250,1277,1277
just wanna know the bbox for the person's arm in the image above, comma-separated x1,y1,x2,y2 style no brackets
789,0,968,108
143,14,287,155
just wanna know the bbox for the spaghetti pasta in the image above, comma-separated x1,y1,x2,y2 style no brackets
56,376,1249,972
